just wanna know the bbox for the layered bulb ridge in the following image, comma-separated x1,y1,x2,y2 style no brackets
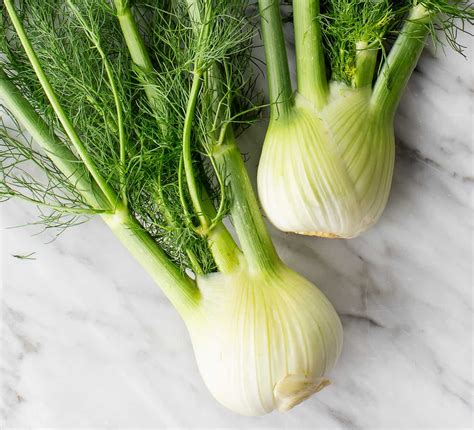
185,262,343,416
257,84,395,238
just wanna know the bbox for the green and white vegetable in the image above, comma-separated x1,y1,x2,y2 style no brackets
257,0,473,238
0,0,342,416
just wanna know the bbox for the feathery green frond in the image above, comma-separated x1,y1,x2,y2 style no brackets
312,0,474,84
1,0,258,274
0,106,99,231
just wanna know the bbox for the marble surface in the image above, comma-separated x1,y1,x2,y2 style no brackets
1,29,473,428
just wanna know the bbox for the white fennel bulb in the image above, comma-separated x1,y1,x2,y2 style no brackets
256,0,465,238
186,261,343,416
258,84,395,238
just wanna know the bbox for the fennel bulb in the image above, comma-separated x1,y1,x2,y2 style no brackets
257,0,473,238
258,85,394,238
188,261,342,416
0,0,343,416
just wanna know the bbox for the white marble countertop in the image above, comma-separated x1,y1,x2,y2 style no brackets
1,30,472,428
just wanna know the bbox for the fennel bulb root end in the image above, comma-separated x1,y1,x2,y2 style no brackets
274,375,331,412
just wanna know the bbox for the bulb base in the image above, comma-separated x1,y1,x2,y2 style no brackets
274,375,331,412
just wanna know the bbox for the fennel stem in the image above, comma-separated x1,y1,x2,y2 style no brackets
371,5,431,120
114,1,161,111
180,2,215,232
185,0,281,273
353,41,378,89
214,134,280,274
115,2,212,275
258,0,294,119
182,70,210,230
104,213,201,314
293,0,328,108
114,1,241,274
